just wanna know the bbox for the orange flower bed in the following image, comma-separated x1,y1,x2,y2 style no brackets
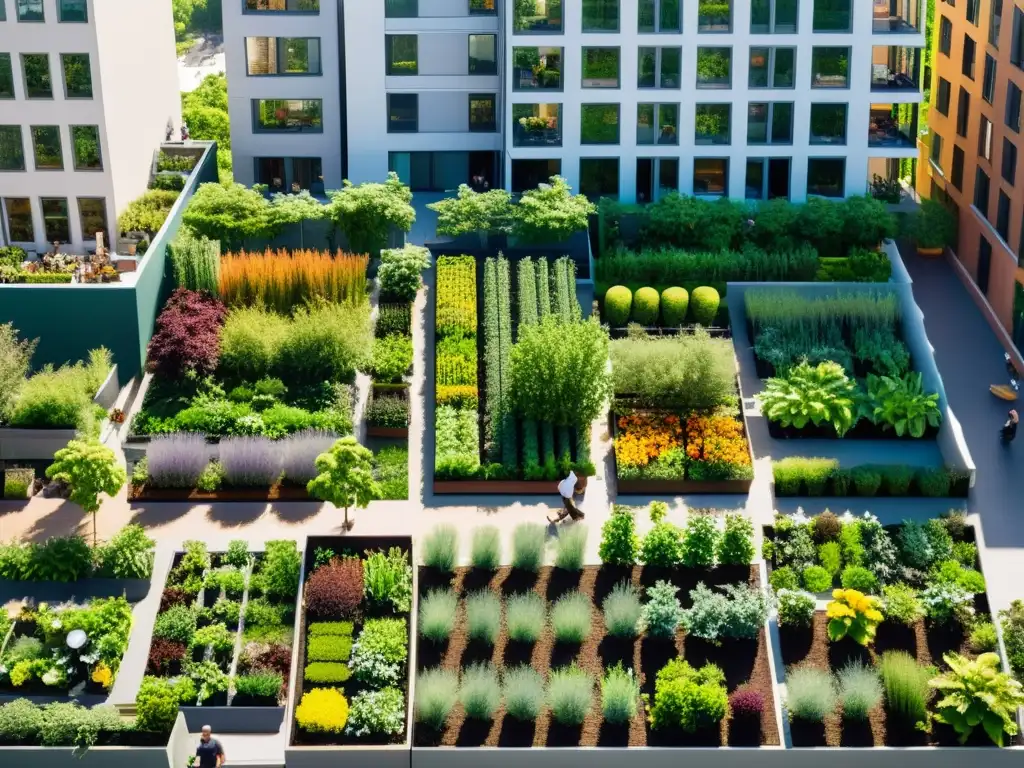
614,413,683,468
685,414,751,467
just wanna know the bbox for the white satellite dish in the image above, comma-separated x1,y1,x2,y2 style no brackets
66,630,88,650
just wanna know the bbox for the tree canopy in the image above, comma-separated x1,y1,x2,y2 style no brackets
326,172,416,256
182,183,279,249
307,437,380,530
46,439,126,545
428,185,514,238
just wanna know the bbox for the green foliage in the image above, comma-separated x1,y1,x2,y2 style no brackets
660,286,690,326
183,183,278,249
776,589,816,628
378,244,431,302
689,286,720,327
713,513,753,565
511,522,546,571
683,582,768,642
642,580,684,637
839,521,865,566
327,173,415,256
506,592,545,643
879,651,931,726
168,227,220,293
349,617,408,687
303,662,351,685
649,659,728,732
759,360,858,436
903,197,957,249
969,621,999,653
428,185,514,237
601,663,640,724
836,660,882,720
840,565,877,592
117,189,179,236
631,286,660,325
419,589,457,643
599,505,639,565
235,671,283,700
772,457,838,496
640,511,684,566
861,372,942,438
554,524,587,571
502,665,544,721
466,590,502,645
769,566,800,591
370,335,413,383
7,348,112,430
307,437,379,527
818,541,841,576
551,591,592,643
137,676,189,733
460,662,501,720
154,604,197,645
786,666,836,722
930,652,1024,746
602,582,642,638
514,176,595,243
363,547,412,613
547,665,594,725
882,583,923,627
260,539,302,600
470,526,501,570
45,438,125,544
1000,600,1024,679
0,323,35,424
802,565,832,593
681,514,719,567
604,285,632,326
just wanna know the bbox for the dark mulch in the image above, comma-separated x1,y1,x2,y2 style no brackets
414,564,779,748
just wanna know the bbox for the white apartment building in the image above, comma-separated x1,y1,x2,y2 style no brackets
226,0,924,203
0,0,181,253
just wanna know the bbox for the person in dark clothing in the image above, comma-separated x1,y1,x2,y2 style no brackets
1002,409,1019,442
196,725,225,768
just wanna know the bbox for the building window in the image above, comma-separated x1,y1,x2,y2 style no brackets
983,55,997,104
61,53,92,98
513,103,562,146
812,0,850,32
997,191,1011,241
16,0,43,21
1007,82,1022,132
583,0,618,31
386,35,417,75
698,0,732,32
244,0,321,12
469,94,496,132
582,47,620,88
696,48,730,88
579,158,619,198
255,157,324,194
811,47,849,88
0,126,25,170
638,46,681,88
694,158,728,196
974,167,991,210
979,116,994,161
4,199,33,241
0,55,13,98
71,125,102,170
469,34,497,75
962,35,976,79
747,102,793,144
748,47,795,88
951,145,965,190
807,157,845,197
580,103,620,144
936,77,951,115
22,54,51,98
746,157,791,200
245,38,321,75
469,0,496,15
1003,138,1017,184
636,103,678,145
41,198,69,243
939,17,953,56
387,94,418,132
695,103,731,144
1013,7,1024,68
252,99,323,132
956,87,970,137
511,159,562,193
512,47,562,90
967,0,981,25
991,0,1004,48
636,158,679,202
0,2,5,20
385,0,417,18
751,0,798,33
931,132,943,171
809,103,847,144
31,126,62,170
59,0,87,22
78,198,108,242
638,0,681,33
513,0,562,32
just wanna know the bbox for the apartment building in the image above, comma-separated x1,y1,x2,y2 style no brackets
0,0,180,253
925,0,1024,346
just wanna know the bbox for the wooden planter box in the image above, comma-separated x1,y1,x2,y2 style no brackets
129,484,311,502
432,479,559,495
367,385,410,439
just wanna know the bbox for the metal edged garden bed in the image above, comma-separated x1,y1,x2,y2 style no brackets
128,484,312,502
0,577,152,603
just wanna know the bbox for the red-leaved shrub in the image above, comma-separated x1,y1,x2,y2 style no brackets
160,587,188,612
146,638,187,675
728,687,764,718
146,288,226,379
304,558,363,618
239,642,292,678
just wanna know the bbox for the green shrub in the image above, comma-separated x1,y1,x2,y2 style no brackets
879,651,931,725
689,286,720,326
818,541,841,576
554,524,587,571
681,514,719,567
307,634,353,663
599,505,639,565
551,591,592,643
153,605,197,645
786,666,836,722
505,592,545,643
840,565,877,592
660,287,689,327
3,468,33,500
802,565,832,593
604,286,632,326
370,334,413,383
640,506,684,566
460,663,501,720
649,659,728,732
837,661,882,720
419,589,458,643
470,526,501,570
851,467,882,496
0,698,44,744
839,521,865,566
642,580,683,637
346,686,406,738
235,671,283,700
769,566,800,591
882,583,923,627
930,652,1024,746
303,662,351,685
511,522,546,571
602,582,642,638
503,664,545,721
547,666,594,725
631,287,660,325
308,621,354,637
716,513,754,565
883,465,915,496
349,618,409,687
916,467,952,497
422,524,458,571
415,668,458,731
601,663,640,724
969,621,998,652
465,590,501,645
1000,600,1024,679
776,589,816,628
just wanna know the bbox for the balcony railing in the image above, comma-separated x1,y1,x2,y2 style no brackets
871,46,920,91
872,0,921,34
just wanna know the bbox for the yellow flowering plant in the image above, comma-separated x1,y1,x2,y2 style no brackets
826,588,884,646
91,662,113,689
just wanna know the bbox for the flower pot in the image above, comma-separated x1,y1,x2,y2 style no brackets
917,246,944,257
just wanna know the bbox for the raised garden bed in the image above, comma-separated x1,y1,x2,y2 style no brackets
772,458,970,499
129,483,311,502
367,385,411,439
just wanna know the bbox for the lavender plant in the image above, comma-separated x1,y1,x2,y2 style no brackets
218,437,282,488
146,433,210,488
281,430,338,484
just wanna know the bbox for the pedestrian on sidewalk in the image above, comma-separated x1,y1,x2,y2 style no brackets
548,471,585,524
195,725,225,768
1002,409,1019,443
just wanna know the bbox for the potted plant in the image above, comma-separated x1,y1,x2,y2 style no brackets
904,198,957,257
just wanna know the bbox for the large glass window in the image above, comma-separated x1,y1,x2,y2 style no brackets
0,126,25,170
254,157,324,193
746,157,791,200
78,198,108,242
580,158,620,198
61,53,92,98
749,47,795,88
469,94,496,132
511,159,562,193
22,54,51,98
513,0,562,32
386,35,417,75
694,158,728,196
513,104,562,146
809,103,847,144
512,47,562,90
637,103,679,145
469,35,497,75
71,125,102,170
252,99,323,132
583,0,618,32
751,0,797,33
387,94,418,132
580,104,620,144
31,126,62,169
637,158,679,202
991,0,1004,48
812,0,851,32
59,0,87,22
0,55,13,98
638,0,681,33
245,38,321,75
807,158,845,197
698,0,731,32
469,0,496,14
638,47,681,88
747,103,793,144
582,48,620,87
41,198,70,243
244,0,321,11
16,0,43,21
811,47,850,88
695,103,730,144
385,0,417,17
936,77,951,115
1008,82,1023,131
5,199,33,242
696,48,731,88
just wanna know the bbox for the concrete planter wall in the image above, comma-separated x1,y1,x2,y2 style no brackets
0,577,151,604
180,705,285,734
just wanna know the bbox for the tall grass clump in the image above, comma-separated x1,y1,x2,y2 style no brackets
460,663,501,720
512,522,547,571
219,248,368,312
505,592,545,643
878,651,931,725
218,306,290,381
836,660,882,720
422,524,458,571
169,228,220,293
601,663,640,724
745,289,900,337
594,244,819,286
470,525,501,570
419,589,458,643
603,582,642,638
786,666,836,722
275,302,371,384
415,668,459,731
551,591,592,643
503,665,545,721
554,524,588,571
548,666,594,725
465,590,501,645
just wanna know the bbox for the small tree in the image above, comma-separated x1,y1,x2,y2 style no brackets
326,173,415,257
46,439,126,546
182,183,278,250
513,176,595,244
427,185,514,246
378,244,431,302
307,437,380,531
268,190,328,250
118,190,180,240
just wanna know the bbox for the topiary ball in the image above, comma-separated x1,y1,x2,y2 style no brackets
689,286,721,327
604,286,632,327
660,287,689,327
631,287,660,326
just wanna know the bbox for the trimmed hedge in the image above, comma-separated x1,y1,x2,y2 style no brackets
632,287,660,325
772,457,969,498
605,286,632,326
304,662,352,684
690,286,720,327
661,287,689,326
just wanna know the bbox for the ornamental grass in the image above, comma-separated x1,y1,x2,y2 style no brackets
219,249,368,312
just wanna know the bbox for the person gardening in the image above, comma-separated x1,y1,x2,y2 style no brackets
548,471,584,523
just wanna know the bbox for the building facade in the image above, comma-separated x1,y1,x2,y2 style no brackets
925,0,1024,347
0,0,181,254
225,0,924,203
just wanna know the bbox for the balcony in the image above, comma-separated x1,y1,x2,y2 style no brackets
513,0,562,33
872,0,921,34
512,104,562,147
868,103,918,149
871,46,920,92
512,48,562,91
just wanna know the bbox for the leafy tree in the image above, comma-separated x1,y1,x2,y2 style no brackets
46,439,127,546
427,186,514,242
326,173,415,256
182,73,228,114
307,437,380,531
378,244,431,302
182,104,230,149
514,176,595,244
117,190,180,239
268,190,327,249
182,183,278,250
